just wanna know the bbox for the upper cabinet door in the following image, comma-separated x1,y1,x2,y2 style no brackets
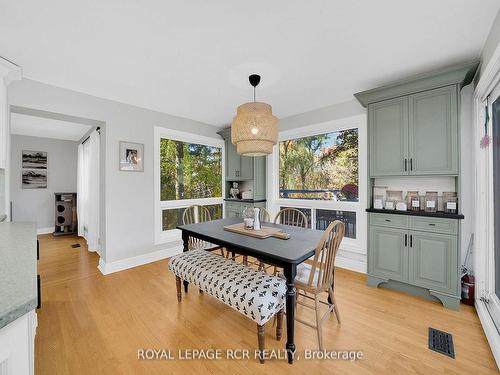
225,139,240,180
239,155,254,180
408,86,458,175
368,97,409,176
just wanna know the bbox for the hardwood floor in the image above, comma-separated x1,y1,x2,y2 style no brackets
36,234,498,374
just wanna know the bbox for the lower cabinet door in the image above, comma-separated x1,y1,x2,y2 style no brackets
408,231,458,294
369,226,408,282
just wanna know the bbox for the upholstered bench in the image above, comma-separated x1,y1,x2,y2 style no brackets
168,249,286,363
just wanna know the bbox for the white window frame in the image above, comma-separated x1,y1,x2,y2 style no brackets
154,127,225,244
267,114,367,255
473,45,500,367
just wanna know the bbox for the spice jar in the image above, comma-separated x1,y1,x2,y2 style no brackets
424,191,438,213
407,191,420,211
443,192,458,214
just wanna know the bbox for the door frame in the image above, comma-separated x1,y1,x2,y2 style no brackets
473,44,500,367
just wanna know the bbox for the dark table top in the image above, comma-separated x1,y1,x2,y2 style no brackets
177,217,324,265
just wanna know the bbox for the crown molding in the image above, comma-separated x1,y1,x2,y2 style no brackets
354,61,479,107
0,56,22,86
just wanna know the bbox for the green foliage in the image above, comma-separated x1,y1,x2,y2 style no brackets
279,129,358,200
160,139,222,201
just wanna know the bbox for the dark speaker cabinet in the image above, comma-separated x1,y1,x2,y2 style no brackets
54,192,77,236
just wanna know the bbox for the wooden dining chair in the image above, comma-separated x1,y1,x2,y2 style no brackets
294,220,345,350
257,208,309,272
182,205,226,256
274,207,308,228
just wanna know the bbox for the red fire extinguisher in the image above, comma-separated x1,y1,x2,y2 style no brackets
461,273,475,306
461,235,475,306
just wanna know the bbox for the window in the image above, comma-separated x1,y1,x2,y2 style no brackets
154,128,224,243
316,209,356,239
279,129,358,201
270,115,366,254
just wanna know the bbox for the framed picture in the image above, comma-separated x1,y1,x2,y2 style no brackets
22,150,47,169
22,169,47,189
119,141,144,172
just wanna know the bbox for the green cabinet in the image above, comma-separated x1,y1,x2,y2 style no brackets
369,226,408,282
224,200,266,218
226,139,241,180
368,212,460,309
369,97,409,176
367,85,458,177
409,86,458,175
408,231,458,294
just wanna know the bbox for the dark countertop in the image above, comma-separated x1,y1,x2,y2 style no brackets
224,198,267,203
0,222,38,329
366,208,464,220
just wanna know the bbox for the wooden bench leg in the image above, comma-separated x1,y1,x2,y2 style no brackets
175,276,182,302
276,309,283,341
257,324,265,364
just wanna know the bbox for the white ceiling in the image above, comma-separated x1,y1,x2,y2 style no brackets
11,113,92,141
1,0,499,126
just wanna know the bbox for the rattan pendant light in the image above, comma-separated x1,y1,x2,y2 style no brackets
231,74,278,156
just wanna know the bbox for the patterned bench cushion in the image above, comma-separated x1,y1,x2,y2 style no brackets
168,250,286,325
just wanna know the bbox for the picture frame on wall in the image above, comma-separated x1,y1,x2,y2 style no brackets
119,141,144,172
21,150,48,189
22,150,47,169
22,169,47,189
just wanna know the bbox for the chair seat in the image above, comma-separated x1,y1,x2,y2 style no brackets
294,263,319,286
168,250,286,325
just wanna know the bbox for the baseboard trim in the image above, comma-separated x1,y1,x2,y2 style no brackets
476,299,500,370
335,251,366,274
98,246,182,275
37,227,53,235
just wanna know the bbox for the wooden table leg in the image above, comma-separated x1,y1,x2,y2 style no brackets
283,264,297,364
182,231,189,293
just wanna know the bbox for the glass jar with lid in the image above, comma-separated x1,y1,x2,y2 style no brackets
443,192,458,214
406,191,420,212
424,191,438,213
372,186,387,209
385,190,403,210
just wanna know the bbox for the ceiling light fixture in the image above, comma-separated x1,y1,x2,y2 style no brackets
231,74,278,156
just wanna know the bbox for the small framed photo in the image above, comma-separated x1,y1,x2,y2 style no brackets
119,141,144,172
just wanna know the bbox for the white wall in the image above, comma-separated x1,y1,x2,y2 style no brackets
481,7,500,75
278,99,365,131
8,78,219,265
10,134,78,231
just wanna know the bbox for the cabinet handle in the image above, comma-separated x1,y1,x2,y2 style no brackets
410,158,413,171
385,219,391,222
404,234,407,247
404,158,407,172
428,223,436,226
410,235,413,247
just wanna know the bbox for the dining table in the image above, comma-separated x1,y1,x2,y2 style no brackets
177,217,325,364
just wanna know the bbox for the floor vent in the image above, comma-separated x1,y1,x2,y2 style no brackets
71,243,81,248
428,327,455,358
